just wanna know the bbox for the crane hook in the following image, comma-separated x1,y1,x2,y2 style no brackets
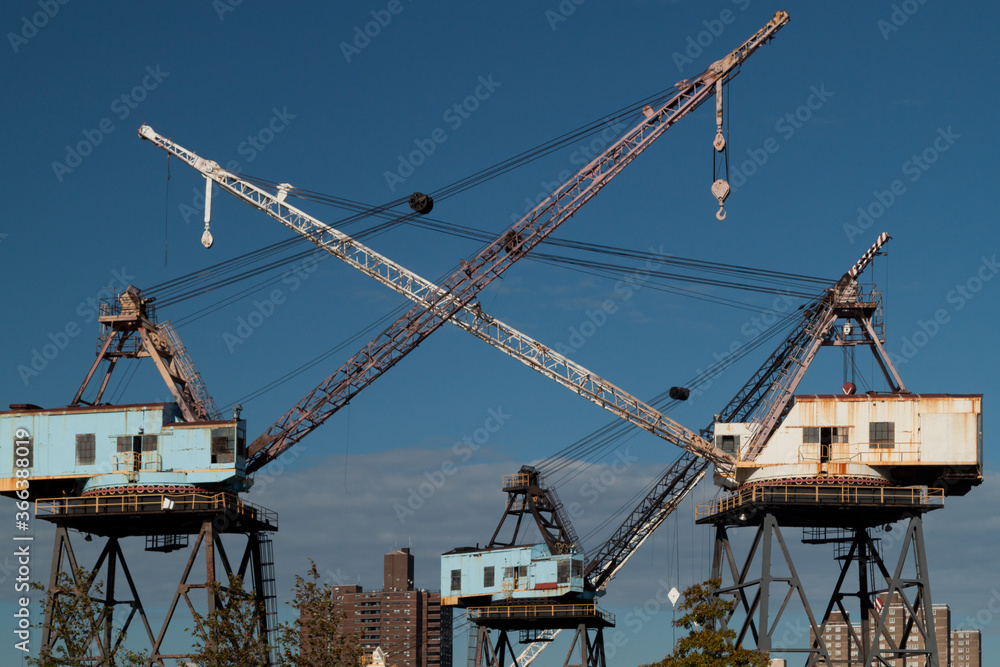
201,222,214,249
711,178,730,221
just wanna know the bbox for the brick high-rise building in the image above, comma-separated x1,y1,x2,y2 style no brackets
811,595,971,666
950,629,981,667
333,548,452,667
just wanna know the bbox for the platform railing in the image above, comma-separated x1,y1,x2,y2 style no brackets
35,491,278,527
113,451,162,472
466,603,614,625
797,443,921,464
695,484,944,520
502,472,531,490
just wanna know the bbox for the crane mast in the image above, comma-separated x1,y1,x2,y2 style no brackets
139,10,787,475
728,233,902,461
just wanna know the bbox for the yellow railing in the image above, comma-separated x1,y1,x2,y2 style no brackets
113,451,162,472
502,472,530,489
797,444,921,464
852,447,922,464
695,485,943,520
467,604,614,625
35,491,278,527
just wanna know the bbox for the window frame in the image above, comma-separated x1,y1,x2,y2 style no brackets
869,421,895,449
75,433,96,466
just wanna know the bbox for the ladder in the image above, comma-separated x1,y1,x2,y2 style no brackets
258,533,279,662
159,320,224,420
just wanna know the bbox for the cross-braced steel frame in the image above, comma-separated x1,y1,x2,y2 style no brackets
472,624,606,667
41,509,276,666
710,512,939,666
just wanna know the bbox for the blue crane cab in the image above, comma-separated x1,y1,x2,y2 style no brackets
0,402,249,500
441,544,597,607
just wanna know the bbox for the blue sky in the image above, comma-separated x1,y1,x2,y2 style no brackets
1,1,998,664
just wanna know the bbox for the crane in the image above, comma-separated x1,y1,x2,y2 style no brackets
137,125,732,473
440,232,981,666
138,10,789,480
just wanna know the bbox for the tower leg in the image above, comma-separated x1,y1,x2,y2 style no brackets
864,515,939,666
711,514,830,664
712,513,940,666
42,517,273,666
472,626,518,667
562,624,606,667
40,528,156,665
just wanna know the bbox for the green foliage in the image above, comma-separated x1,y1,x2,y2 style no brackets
642,579,769,667
275,560,363,667
29,567,148,667
188,574,271,667
32,561,363,667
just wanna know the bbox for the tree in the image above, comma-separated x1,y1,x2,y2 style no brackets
275,560,363,667
29,567,148,667
642,579,769,667
188,574,271,666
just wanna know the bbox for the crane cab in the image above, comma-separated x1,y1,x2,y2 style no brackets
715,393,982,494
441,544,595,607
0,402,250,499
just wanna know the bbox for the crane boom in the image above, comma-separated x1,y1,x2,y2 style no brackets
137,131,731,469
584,453,706,591
140,10,787,474
576,234,894,591
708,232,899,461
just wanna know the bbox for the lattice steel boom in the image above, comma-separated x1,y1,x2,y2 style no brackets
139,11,788,474
137,136,730,471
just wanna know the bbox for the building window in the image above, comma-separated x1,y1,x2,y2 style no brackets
558,559,569,584
805,427,847,444
572,560,583,578
142,434,158,451
117,435,133,452
716,434,739,454
450,569,461,592
75,434,96,466
870,422,895,449
211,427,235,463
483,566,494,588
